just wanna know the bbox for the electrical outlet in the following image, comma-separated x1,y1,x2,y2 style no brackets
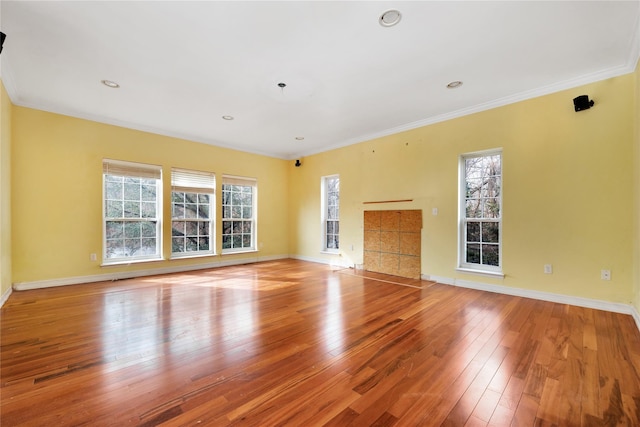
601,269,611,281
544,264,552,274
90,253,97,262
432,208,438,216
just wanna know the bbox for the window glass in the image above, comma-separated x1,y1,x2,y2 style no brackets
460,152,502,270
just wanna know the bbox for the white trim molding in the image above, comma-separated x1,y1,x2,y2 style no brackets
0,286,12,308
424,274,640,333
13,254,289,291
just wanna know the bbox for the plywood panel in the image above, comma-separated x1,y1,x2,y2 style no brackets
363,210,422,279
380,231,400,253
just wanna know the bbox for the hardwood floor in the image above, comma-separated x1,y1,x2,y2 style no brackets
1,259,640,426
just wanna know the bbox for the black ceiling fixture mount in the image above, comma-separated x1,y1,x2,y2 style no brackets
0,32,6,54
573,95,594,112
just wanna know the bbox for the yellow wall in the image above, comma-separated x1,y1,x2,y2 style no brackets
634,62,640,311
290,73,636,304
6,70,638,308
11,107,289,283
0,80,12,297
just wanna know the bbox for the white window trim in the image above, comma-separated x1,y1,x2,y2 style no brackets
221,175,258,254
321,174,340,253
102,159,163,265
170,168,216,259
458,149,503,275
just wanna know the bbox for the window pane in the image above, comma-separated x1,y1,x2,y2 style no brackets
173,238,184,253
199,237,209,251
483,198,500,218
106,221,123,239
141,238,156,254
466,222,480,242
106,239,124,258
185,193,197,204
232,234,242,248
123,182,140,200
242,207,252,219
199,204,210,219
233,221,242,234
185,204,198,219
172,192,185,203
198,194,210,204
222,221,231,234
125,238,141,256
482,244,500,266
466,243,481,264
185,221,198,236
327,221,334,234
106,200,123,218
124,222,141,238
199,222,209,236
465,199,482,218
141,221,156,238
481,222,499,243
172,221,185,237
141,202,156,218
186,237,198,252
222,235,231,249
123,201,140,218
231,206,242,218
242,221,252,234
222,206,231,219
173,204,185,219
242,234,251,248
105,182,122,199
141,185,156,201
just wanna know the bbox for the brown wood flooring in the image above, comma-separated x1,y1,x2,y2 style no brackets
1,259,640,426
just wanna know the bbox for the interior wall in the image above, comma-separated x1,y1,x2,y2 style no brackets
0,80,12,298
634,61,640,312
11,107,289,284
289,73,636,304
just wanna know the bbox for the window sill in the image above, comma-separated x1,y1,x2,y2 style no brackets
456,267,505,278
221,249,258,256
170,253,216,260
101,257,164,267
320,250,340,255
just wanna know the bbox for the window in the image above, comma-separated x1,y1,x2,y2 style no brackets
322,175,340,252
171,168,215,257
103,159,162,263
459,151,502,273
222,175,257,253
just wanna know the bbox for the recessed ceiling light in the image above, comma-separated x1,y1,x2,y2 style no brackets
222,115,234,120
447,81,463,89
379,10,402,27
295,136,304,141
101,79,120,88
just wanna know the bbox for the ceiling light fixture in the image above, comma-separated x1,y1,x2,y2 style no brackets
446,81,463,89
222,115,234,120
101,79,120,88
379,10,402,27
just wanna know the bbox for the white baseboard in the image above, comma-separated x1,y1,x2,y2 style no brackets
424,273,640,332
13,254,289,291
0,286,12,308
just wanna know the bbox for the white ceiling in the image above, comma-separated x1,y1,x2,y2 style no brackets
1,1,639,160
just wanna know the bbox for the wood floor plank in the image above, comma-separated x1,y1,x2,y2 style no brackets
2,259,640,426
